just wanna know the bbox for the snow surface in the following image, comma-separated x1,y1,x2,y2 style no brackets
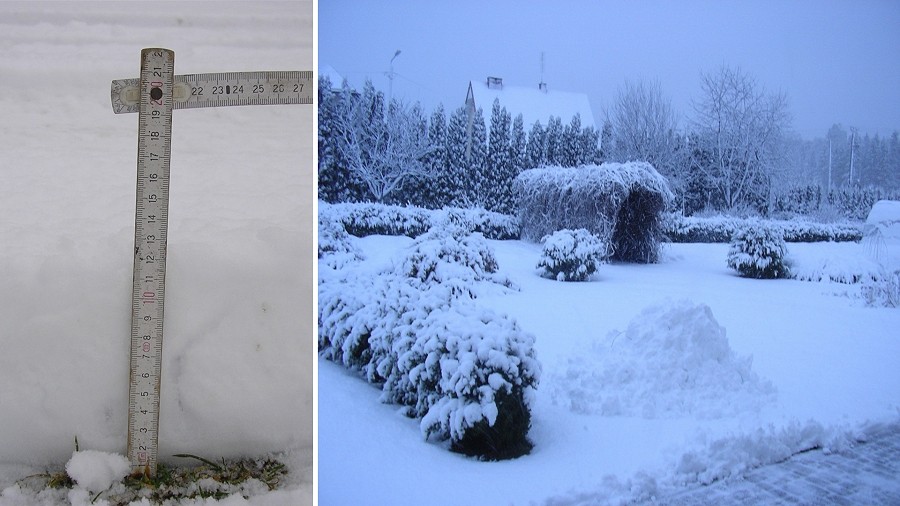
0,2,313,504
319,235,900,505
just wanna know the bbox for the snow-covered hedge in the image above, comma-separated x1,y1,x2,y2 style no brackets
319,201,520,240
318,216,364,269
318,227,540,460
514,162,673,263
664,214,863,243
536,229,608,281
727,224,790,279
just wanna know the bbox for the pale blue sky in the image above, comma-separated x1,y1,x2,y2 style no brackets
319,0,900,139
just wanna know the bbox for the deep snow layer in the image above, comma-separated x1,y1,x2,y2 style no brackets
319,236,900,505
0,2,314,504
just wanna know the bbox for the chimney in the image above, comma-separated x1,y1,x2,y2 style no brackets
538,82,548,93
486,76,503,90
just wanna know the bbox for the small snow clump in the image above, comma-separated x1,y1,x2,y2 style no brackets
65,450,131,493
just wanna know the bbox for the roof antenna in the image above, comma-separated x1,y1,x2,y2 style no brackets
539,51,547,93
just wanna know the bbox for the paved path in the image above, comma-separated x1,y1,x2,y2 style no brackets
646,425,900,505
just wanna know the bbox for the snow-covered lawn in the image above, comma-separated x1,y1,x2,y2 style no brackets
0,2,313,504
319,235,900,505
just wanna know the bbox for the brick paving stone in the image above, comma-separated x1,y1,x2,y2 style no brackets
643,425,900,505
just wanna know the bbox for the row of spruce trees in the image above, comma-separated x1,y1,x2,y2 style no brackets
318,77,603,215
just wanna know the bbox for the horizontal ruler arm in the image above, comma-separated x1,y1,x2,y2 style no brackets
111,70,314,114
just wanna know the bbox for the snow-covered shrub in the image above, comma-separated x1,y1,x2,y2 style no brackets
320,201,432,237
395,224,509,292
664,214,863,243
408,302,540,460
318,216,364,269
536,229,608,281
318,232,540,460
435,207,520,240
319,200,520,240
727,224,790,279
861,270,900,308
515,163,673,263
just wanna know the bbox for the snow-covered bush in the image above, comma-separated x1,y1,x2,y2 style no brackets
861,269,900,308
515,163,673,263
727,224,790,279
318,216,364,269
318,231,540,460
536,229,608,281
396,224,505,289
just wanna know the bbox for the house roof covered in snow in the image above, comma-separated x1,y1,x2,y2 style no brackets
318,64,345,88
466,77,596,130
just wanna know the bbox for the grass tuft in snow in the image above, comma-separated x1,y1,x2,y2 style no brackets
16,455,288,505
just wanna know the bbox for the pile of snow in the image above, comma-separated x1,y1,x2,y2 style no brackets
550,300,776,419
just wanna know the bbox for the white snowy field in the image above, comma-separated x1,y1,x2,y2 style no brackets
319,235,900,505
0,2,314,504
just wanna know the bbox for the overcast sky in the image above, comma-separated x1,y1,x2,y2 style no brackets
318,0,899,140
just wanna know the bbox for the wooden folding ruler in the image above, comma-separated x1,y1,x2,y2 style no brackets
111,48,312,477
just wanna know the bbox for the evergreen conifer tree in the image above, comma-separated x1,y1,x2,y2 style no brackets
469,107,488,208
487,100,513,212
445,106,472,207
527,121,546,169
545,116,563,166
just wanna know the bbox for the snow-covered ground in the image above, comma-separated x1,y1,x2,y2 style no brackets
319,235,900,505
0,2,313,504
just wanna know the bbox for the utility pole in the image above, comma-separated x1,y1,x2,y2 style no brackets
387,49,401,106
849,129,857,186
828,138,832,193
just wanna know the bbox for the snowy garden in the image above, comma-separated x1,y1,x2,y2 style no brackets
0,4,313,505
318,69,900,504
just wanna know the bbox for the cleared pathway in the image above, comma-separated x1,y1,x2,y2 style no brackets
644,425,900,505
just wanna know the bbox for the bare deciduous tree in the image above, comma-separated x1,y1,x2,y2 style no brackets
606,79,685,209
334,82,432,202
691,65,791,212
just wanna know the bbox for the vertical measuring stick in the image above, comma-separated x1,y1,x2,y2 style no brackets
127,48,174,478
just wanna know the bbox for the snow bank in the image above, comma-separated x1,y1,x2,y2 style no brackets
550,300,775,419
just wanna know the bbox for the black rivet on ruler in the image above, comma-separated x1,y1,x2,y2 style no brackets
150,87,163,100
